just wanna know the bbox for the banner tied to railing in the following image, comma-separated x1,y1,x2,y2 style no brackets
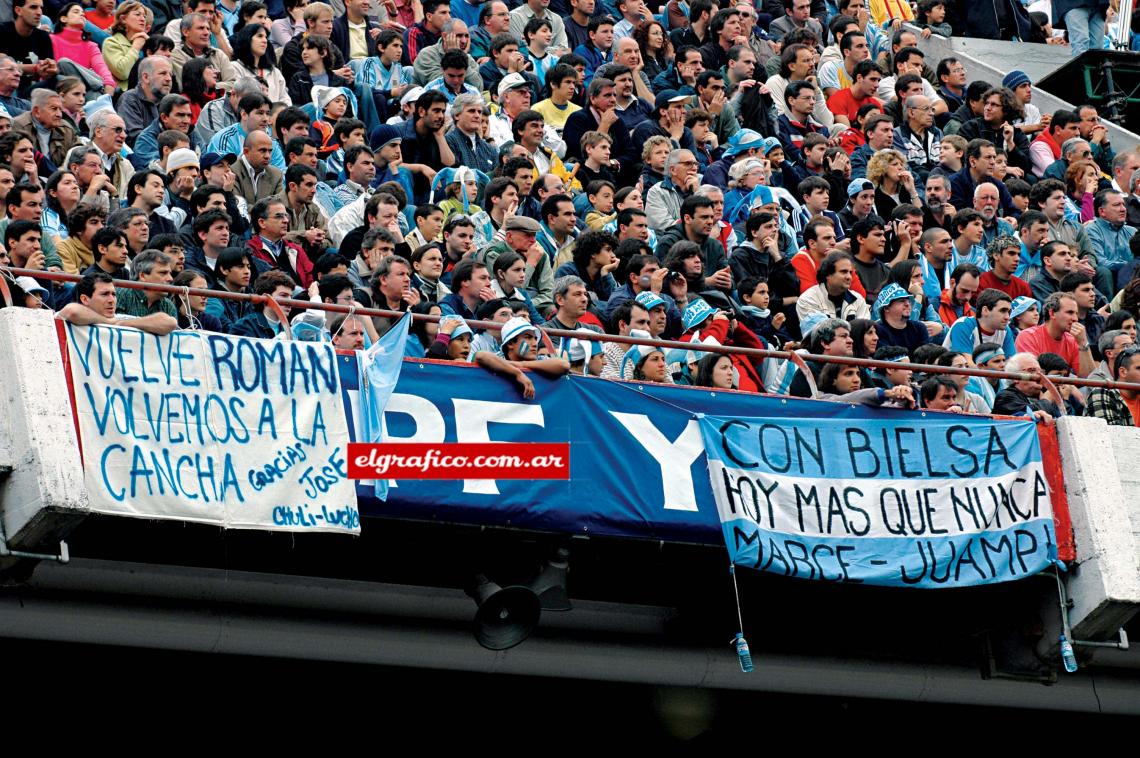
64,323,359,534
698,413,1058,588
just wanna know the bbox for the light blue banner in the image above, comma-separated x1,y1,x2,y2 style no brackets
699,414,1058,588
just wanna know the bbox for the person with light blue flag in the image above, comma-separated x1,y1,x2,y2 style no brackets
357,310,412,500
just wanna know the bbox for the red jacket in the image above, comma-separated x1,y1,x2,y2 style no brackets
247,235,315,289
681,316,767,393
938,287,975,327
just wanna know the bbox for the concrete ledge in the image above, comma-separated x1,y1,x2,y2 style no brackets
1052,416,1140,640
0,308,88,551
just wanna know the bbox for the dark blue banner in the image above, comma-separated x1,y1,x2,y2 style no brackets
337,355,1060,560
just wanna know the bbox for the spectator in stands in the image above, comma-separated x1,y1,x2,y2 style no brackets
228,269,293,339
850,113,895,182
1060,271,1105,352
113,248,176,319
85,227,131,279
979,234,1032,300
828,59,883,128
59,271,178,334
207,246,255,329
12,89,78,172
798,251,871,323
247,197,312,288
646,147,700,233
1029,240,1078,304
185,208,233,287
543,275,601,352
655,195,730,290
943,287,1016,357
866,148,919,221
937,262,979,326
919,375,962,411
993,352,1058,421
1085,345,1140,425
445,93,498,177
770,0,824,42
972,182,1014,249
872,283,928,352
778,81,828,172
170,12,236,88
1085,327,1135,389
399,90,456,204
1016,291,1094,377
1030,109,1079,179
949,138,1016,216
679,298,766,391
57,203,107,275
1085,190,1137,282
131,95,194,173
120,57,175,143
370,254,422,335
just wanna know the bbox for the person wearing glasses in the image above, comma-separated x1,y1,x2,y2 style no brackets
0,56,30,118
86,109,134,204
247,197,315,288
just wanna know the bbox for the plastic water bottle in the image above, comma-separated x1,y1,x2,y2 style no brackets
734,633,754,673
1060,634,1078,673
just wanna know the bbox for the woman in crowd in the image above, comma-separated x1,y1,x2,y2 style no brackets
866,149,918,220
936,350,991,412
490,251,543,324
182,59,223,127
411,244,451,303
1064,158,1100,223
52,2,116,94
234,1,271,34
694,353,737,390
102,0,153,90
850,318,879,360
405,301,444,358
42,170,82,245
272,0,309,47
57,77,90,137
635,20,673,82
173,269,226,331
231,24,290,104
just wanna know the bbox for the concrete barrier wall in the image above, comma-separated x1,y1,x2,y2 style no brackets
0,308,1137,636
0,308,88,553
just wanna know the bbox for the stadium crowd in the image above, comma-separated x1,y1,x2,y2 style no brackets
2,0,1140,422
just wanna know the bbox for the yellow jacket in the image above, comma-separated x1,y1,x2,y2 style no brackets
868,0,914,26
102,33,139,90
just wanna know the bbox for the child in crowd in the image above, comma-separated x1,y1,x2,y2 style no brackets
577,131,617,188
686,109,717,171
639,136,671,191
915,0,953,38
738,275,791,346
584,180,617,229
311,88,351,161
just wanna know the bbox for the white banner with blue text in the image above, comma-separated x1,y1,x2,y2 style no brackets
65,323,359,534
698,412,1057,588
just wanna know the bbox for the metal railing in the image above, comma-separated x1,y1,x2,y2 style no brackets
6,267,1140,405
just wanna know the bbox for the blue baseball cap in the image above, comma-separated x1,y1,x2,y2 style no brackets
682,298,716,332
635,290,667,312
